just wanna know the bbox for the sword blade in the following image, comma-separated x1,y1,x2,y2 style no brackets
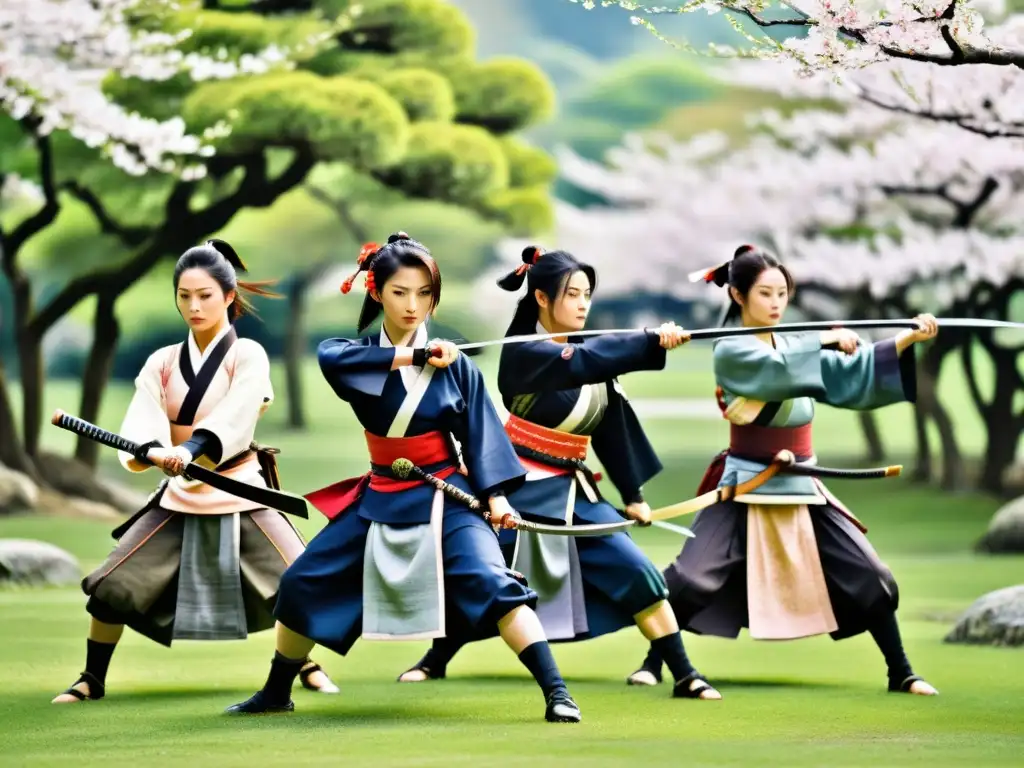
452,318,1024,352
50,409,308,519
516,518,638,537
651,520,696,538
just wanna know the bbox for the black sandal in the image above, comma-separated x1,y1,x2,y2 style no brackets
58,671,105,702
626,647,664,686
672,672,720,700
299,661,339,693
397,650,447,682
888,674,937,694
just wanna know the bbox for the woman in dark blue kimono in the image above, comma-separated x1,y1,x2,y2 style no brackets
225,233,580,722
398,246,721,700
628,245,939,696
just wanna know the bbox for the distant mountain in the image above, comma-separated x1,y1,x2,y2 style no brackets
449,0,754,62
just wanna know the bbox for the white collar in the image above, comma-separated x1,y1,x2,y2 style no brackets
381,323,428,391
188,322,232,372
380,322,428,351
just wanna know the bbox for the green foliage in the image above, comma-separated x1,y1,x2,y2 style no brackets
448,58,555,134
374,68,456,122
483,186,553,237
499,137,558,188
101,72,201,124
307,0,475,75
182,71,409,166
168,7,330,56
375,122,508,206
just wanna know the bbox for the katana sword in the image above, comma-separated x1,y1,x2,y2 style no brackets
389,459,660,537
436,318,1024,354
50,409,309,519
649,458,902,523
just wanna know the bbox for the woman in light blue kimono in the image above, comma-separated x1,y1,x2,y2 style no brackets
628,245,939,696
226,233,581,723
398,246,721,700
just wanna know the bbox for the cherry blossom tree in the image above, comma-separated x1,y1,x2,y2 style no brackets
486,54,1024,492
0,0,337,478
567,0,1024,74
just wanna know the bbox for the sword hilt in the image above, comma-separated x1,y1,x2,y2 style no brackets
51,409,142,457
390,458,520,528
785,463,903,479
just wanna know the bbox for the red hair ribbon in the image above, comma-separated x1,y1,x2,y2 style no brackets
365,270,377,295
515,246,543,276
340,242,381,294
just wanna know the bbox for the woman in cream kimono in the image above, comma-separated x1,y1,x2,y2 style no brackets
628,245,939,696
52,239,336,704
399,246,722,700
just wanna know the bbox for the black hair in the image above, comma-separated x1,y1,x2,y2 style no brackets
704,244,795,326
173,239,278,322
497,246,597,337
340,232,442,333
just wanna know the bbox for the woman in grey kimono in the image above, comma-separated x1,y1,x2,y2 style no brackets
627,245,939,696
52,240,336,704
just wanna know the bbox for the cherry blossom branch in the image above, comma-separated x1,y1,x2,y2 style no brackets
570,0,1024,73
6,127,60,257
880,177,1000,227
61,181,153,247
28,142,317,337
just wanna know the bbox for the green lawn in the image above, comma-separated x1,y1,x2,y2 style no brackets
1,352,1022,766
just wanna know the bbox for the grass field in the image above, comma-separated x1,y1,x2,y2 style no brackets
2,348,1022,766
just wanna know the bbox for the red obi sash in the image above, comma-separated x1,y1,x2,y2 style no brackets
504,415,602,481
696,424,813,495
305,430,457,520
506,415,589,460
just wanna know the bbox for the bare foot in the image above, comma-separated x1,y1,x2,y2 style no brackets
398,669,430,683
52,682,91,704
907,679,938,696
626,669,660,687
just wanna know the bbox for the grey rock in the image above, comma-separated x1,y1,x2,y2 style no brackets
0,539,81,587
0,462,40,515
975,496,1024,553
945,585,1024,647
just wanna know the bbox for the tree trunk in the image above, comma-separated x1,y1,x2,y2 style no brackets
284,275,310,430
911,336,963,486
856,411,885,462
931,396,966,491
911,398,932,482
75,291,120,467
979,415,1022,495
977,356,1022,495
0,358,36,478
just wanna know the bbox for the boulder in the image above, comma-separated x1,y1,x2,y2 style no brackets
975,496,1024,553
32,488,121,521
0,462,40,515
0,539,81,587
944,585,1024,647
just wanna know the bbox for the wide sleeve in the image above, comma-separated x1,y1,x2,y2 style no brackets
819,338,917,410
589,382,662,506
317,337,396,400
451,357,527,499
713,333,826,402
117,349,173,473
190,340,272,463
498,332,666,396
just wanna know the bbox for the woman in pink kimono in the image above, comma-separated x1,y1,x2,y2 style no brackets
52,240,336,704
